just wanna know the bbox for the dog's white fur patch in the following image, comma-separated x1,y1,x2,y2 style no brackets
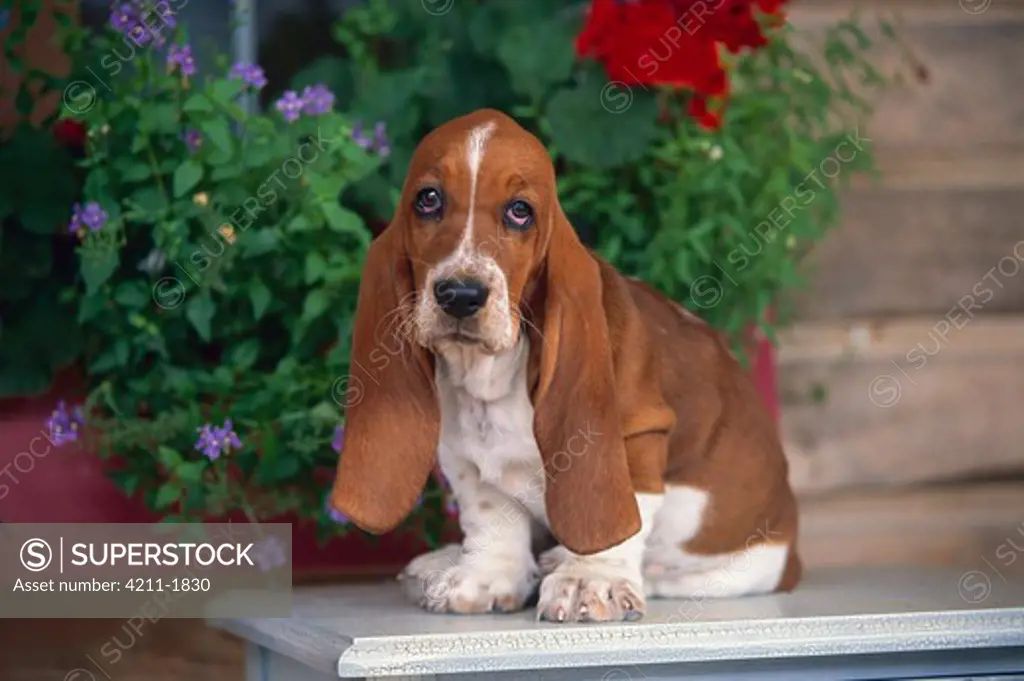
643,484,789,601
396,336,543,613
461,121,496,254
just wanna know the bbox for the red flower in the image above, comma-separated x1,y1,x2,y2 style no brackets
576,0,787,128
688,94,722,130
52,118,87,148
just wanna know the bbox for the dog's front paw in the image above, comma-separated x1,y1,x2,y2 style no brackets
537,560,645,623
398,544,539,614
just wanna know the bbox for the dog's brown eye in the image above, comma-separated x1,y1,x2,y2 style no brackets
414,187,444,219
504,200,534,230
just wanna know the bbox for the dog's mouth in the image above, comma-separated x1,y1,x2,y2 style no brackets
441,330,484,345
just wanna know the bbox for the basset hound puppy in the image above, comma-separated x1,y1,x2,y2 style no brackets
330,109,801,623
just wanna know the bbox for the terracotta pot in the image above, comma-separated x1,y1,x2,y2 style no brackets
0,345,779,577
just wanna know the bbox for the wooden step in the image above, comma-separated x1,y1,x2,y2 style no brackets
786,2,1024,320
780,316,1024,493
799,481,1024,571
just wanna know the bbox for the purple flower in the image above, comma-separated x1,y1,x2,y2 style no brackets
159,11,177,31
45,401,85,447
252,536,287,572
331,425,344,454
325,497,348,525
167,43,196,76
194,419,243,461
181,128,202,154
109,2,141,34
274,90,304,123
300,84,335,116
351,120,390,157
68,201,108,234
111,1,175,46
229,62,267,90
373,121,391,158
351,121,373,150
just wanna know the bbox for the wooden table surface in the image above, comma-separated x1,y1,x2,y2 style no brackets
211,566,1024,679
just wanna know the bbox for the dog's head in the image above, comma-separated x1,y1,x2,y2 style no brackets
401,109,556,356
330,110,640,555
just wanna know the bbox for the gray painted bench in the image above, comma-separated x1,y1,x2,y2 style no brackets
209,566,1024,680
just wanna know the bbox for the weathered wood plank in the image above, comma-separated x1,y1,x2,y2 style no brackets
791,5,1024,156
0,618,244,681
794,188,1024,320
780,316,1024,493
799,482,1024,573
856,148,1024,191
789,0,1024,193
791,0,1024,29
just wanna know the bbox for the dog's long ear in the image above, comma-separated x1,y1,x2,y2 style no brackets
330,224,439,534
528,209,641,555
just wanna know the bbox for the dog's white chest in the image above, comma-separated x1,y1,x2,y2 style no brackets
434,339,545,516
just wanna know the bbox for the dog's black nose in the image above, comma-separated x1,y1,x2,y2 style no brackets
434,278,489,319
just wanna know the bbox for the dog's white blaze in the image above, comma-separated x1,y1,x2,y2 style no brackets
455,121,496,258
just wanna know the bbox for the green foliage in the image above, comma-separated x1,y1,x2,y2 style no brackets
0,4,81,396
299,0,895,357
3,0,898,542
38,4,431,542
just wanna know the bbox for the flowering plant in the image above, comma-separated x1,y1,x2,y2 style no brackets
38,0,458,541
5,0,901,548
307,0,899,344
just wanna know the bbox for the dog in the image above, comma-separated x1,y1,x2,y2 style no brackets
330,109,800,623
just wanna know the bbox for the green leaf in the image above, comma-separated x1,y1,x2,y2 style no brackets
154,483,181,510
129,186,169,215
249,279,272,320
497,22,575,100
114,281,150,308
286,214,315,232
173,160,204,198
157,446,183,470
209,78,245,107
139,102,178,133
120,162,152,182
310,400,339,424
226,338,260,370
305,251,327,284
110,470,142,497
350,68,424,135
305,170,339,199
185,291,215,341
80,248,120,294
301,289,330,324
177,460,207,483
183,93,214,113
545,75,660,169
200,119,234,154
89,338,130,372
239,228,278,258
321,202,364,234
256,453,301,484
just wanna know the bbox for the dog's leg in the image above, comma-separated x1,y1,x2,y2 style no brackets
535,492,662,623
644,542,793,605
641,484,797,604
399,460,538,614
